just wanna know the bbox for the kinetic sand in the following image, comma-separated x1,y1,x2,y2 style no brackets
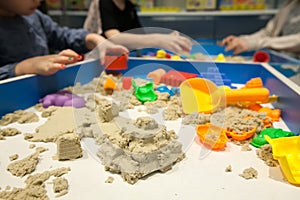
0,127,20,140
239,167,258,179
0,167,70,199
97,119,185,184
55,131,83,161
7,147,47,177
91,98,185,184
0,110,38,126
26,107,76,143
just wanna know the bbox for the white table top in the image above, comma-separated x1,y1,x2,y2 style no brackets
0,102,299,200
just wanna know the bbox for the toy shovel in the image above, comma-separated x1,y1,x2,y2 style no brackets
265,135,300,185
180,78,270,114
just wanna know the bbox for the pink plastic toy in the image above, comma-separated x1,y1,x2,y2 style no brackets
122,77,133,90
160,70,198,87
147,68,166,84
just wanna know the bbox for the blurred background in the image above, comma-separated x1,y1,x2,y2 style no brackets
45,0,286,39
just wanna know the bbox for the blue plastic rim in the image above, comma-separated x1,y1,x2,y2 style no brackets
0,58,299,134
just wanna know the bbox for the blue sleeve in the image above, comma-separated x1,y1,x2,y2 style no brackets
0,63,17,80
36,11,90,54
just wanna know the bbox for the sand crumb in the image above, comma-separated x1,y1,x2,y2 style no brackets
9,154,19,161
34,103,44,112
239,167,258,179
105,176,114,184
241,143,252,151
0,110,38,126
29,144,36,149
7,147,47,177
225,165,232,172
256,144,279,167
0,128,21,140
5,186,11,190
0,167,70,200
52,177,69,197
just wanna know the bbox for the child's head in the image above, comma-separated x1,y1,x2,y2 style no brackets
0,0,40,17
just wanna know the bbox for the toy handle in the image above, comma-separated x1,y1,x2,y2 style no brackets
224,88,270,104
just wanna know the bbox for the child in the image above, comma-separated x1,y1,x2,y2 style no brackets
84,0,192,54
0,0,128,80
221,0,300,59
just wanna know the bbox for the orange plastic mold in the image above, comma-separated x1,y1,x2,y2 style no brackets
196,123,228,150
259,107,281,122
247,103,263,111
103,77,119,91
226,126,256,141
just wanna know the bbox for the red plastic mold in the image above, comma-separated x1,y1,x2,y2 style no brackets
104,55,128,70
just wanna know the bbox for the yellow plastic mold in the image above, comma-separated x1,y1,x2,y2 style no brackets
265,135,300,186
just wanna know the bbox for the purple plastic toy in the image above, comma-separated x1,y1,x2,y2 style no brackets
39,90,85,108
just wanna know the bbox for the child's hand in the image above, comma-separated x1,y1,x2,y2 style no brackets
85,33,129,64
221,35,249,54
58,49,83,62
15,52,80,76
97,40,129,65
153,31,192,55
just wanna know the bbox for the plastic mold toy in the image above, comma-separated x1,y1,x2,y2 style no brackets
104,55,128,70
196,123,228,150
251,128,295,148
156,86,175,97
39,90,85,108
160,70,198,87
226,126,256,141
132,80,157,103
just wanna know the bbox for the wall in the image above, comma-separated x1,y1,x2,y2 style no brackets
139,14,273,39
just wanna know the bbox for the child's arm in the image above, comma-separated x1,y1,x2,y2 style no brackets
11,40,128,77
0,64,18,80
103,30,192,54
37,11,128,57
14,49,81,77
37,11,128,64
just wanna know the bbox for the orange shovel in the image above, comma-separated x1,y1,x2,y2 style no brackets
180,78,270,114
